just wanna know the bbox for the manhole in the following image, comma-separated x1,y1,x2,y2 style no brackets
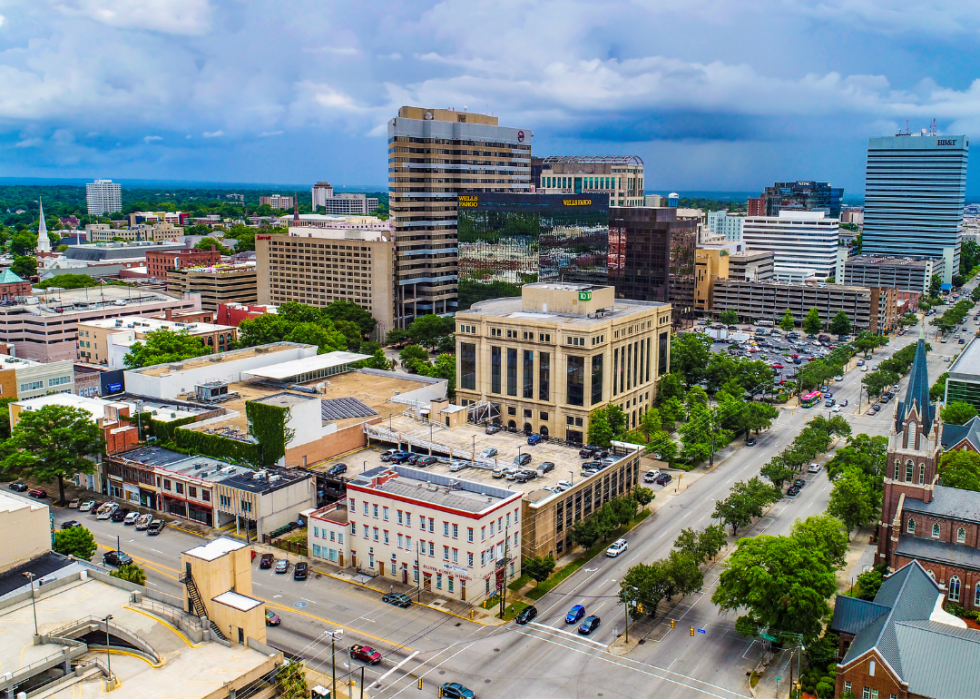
493,648,500,652
484,680,491,684
439,670,446,676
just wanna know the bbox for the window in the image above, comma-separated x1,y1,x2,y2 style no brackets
188,486,197,498
567,355,585,407
452,523,459,539
489,521,495,536
363,524,368,538
949,576,961,602
907,518,916,534
164,479,171,491
591,354,604,405
383,507,389,521
869,660,875,677
467,552,474,567
506,348,518,396
467,527,474,542
176,482,184,495
406,512,411,526
958,527,966,543
975,586,980,607
448,577,454,593
894,461,901,480
202,491,210,502
539,352,551,401
373,504,378,518
906,460,914,482
460,343,476,391
452,548,458,563
349,498,355,510
481,526,486,541
523,350,534,399
363,502,368,515
481,551,486,566
373,527,379,541
844,683,851,694
384,530,389,544
428,518,434,532
397,510,403,524
919,464,925,485
491,346,502,394
428,541,434,556
444,521,450,536
932,522,941,539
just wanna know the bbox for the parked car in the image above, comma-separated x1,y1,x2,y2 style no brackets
382,592,412,608
28,488,47,499
787,485,801,497
61,520,81,529
606,539,628,557
481,448,498,459
259,554,275,569
745,437,757,447
350,644,383,665
8,482,28,492
449,461,469,472
644,469,662,483
485,424,502,435
515,605,538,625
439,683,475,699
565,605,586,624
581,461,601,470
578,616,601,635
380,449,399,462
147,519,165,535
492,466,507,479
135,513,153,530
69,498,80,509
265,610,281,626
579,447,599,458
111,508,130,523
97,503,118,520
389,453,412,464
527,434,544,445
123,511,140,525
103,550,133,567
538,462,555,474
835,375,844,382
79,501,95,512
654,473,672,486
293,562,309,580
808,463,822,474
794,479,806,489
513,453,532,466
275,559,290,574
417,456,438,467
515,470,537,483
556,480,574,490
326,463,348,476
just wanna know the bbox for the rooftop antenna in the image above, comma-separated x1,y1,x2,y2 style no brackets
929,118,938,137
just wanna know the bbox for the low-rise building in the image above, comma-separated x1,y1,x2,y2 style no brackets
311,183,380,214
167,262,258,312
945,337,980,414
726,250,775,282
454,283,671,441
77,316,237,368
88,222,184,243
0,269,32,302
705,209,745,242
837,254,941,294
0,490,51,573
0,356,74,400
259,194,293,209
216,302,276,327
146,247,222,281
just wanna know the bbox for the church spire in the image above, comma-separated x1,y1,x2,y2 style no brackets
900,326,933,435
36,197,51,254
292,191,300,226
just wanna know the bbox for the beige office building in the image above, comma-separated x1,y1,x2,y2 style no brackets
78,316,237,368
388,106,532,324
167,262,258,312
537,155,645,207
88,222,183,242
455,283,672,442
256,227,396,334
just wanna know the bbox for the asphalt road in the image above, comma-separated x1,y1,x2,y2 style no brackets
51,309,973,699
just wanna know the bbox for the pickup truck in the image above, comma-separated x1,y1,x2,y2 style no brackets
350,644,383,664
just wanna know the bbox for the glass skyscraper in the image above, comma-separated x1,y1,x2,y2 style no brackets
761,181,844,219
863,134,969,269
456,193,609,309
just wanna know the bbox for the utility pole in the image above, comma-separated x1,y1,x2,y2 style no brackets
23,572,38,636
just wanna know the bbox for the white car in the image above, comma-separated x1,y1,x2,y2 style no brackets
835,375,844,382
97,503,118,520
449,461,469,472
123,511,140,525
79,501,95,512
644,469,661,483
832,404,843,413
135,513,153,530
606,539,629,557
556,480,574,490
808,463,822,474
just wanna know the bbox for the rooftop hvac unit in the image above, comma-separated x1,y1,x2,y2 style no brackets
194,381,230,403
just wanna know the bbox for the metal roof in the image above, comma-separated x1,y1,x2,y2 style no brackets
898,336,933,434
541,155,644,166
903,485,980,523
941,416,980,451
243,351,371,381
831,596,890,636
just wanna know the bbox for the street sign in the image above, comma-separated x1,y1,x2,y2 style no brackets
775,677,782,682
697,628,706,634
761,633,777,641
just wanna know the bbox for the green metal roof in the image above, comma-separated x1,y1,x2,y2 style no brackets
0,269,25,284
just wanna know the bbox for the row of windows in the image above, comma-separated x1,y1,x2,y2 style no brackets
907,517,970,543
348,498,519,540
311,525,345,544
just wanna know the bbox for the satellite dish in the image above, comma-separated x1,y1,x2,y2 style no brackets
424,112,433,120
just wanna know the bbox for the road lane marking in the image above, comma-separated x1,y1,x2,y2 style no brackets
385,643,474,699
262,598,414,652
527,622,607,648
375,650,420,684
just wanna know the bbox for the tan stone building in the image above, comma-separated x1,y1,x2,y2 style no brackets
455,283,672,442
695,247,731,312
256,227,396,334
0,491,51,573
167,262,258,312
536,155,645,207
78,315,237,368
388,106,532,323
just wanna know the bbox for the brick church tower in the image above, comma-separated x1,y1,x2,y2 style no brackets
877,328,943,564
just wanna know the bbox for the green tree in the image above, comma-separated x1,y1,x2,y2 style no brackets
790,515,849,570
639,407,662,440
938,450,980,492
323,300,377,337
633,486,655,506
670,333,712,386
569,515,602,550
522,555,556,585
1,405,102,503
718,310,739,325
407,314,450,348
619,561,669,620
712,478,780,536
929,273,942,297
194,237,231,254
110,563,147,586
779,309,795,332
35,273,100,289
276,659,308,699
654,373,686,404
712,534,838,643
123,328,211,368
11,255,36,278
385,328,409,345
355,348,392,371
760,455,794,490
930,372,949,402
856,565,886,601
53,526,97,561
674,525,727,565
862,369,900,400
941,400,979,426
827,468,875,534
0,397,15,440
332,318,364,351
829,310,852,336
825,434,888,489
399,344,431,372
10,231,36,256
285,322,346,354
659,396,685,429
646,430,678,463
803,307,823,335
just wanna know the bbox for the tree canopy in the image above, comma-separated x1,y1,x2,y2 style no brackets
779,309,795,332
829,310,852,336
941,400,978,426
123,328,211,368
53,526,97,561
939,450,980,492
803,307,823,335
35,273,101,289
193,237,232,254
713,477,781,536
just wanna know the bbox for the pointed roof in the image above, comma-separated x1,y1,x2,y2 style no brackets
0,269,25,284
898,329,933,435
36,197,50,253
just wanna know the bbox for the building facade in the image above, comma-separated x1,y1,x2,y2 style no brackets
167,262,258,312
86,179,122,215
741,211,840,282
77,316,237,368
255,227,396,334
311,183,379,214
607,206,697,328
258,194,293,209
146,247,222,280
945,338,980,413
727,250,775,282
838,255,940,294
863,133,969,274
0,357,75,400
456,192,610,310
757,181,844,219
536,156,645,207
388,106,532,323
454,283,671,442
705,210,744,242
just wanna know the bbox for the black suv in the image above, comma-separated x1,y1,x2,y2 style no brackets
417,456,438,467
326,463,348,476
293,562,309,580
103,550,133,567
579,447,598,458
111,508,131,523
515,605,538,625
539,462,555,474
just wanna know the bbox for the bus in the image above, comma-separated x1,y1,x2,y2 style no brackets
801,391,822,408
757,319,774,327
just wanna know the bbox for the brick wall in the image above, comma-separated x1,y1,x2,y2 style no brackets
284,417,380,468
836,651,908,699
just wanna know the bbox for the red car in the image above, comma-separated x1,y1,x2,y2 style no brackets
350,644,382,665
28,488,47,499
771,363,784,369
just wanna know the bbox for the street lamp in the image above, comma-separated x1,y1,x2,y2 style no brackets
103,614,114,685
623,585,639,643
328,628,344,699
23,572,38,636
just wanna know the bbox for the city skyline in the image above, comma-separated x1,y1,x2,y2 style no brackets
1,1,980,195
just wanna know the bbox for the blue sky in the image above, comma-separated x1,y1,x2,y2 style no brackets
2,0,980,195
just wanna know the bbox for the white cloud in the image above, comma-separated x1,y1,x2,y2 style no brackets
303,46,360,56
202,130,224,138
50,0,213,36
15,137,42,148
0,14,6,27
144,135,162,142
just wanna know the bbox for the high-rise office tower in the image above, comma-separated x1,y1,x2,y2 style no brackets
536,156,644,206
758,181,844,219
863,133,968,271
388,107,531,324
86,179,122,216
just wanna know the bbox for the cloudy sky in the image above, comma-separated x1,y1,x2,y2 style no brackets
2,0,980,195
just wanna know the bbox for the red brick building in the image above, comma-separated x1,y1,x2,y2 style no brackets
146,247,221,281
747,196,765,216
216,302,276,327
0,269,32,302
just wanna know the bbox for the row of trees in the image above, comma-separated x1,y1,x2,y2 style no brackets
861,340,932,400
387,314,456,353
825,434,888,533
770,307,852,336
930,298,975,335
567,491,653,551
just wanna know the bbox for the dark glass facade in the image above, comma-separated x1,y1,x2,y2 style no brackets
567,355,585,407
761,181,844,219
457,193,610,309
591,354,604,405
539,352,550,401
460,343,476,390
607,207,697,327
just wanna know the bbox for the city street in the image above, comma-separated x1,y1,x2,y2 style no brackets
50,311,972,699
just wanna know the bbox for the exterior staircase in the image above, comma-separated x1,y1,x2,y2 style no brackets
179,570,228,641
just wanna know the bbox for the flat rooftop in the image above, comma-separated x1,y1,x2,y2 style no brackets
15,393,136,421
133,342,303,377
949,337,980,380
243,350,371,381
462,297,667,326
185,536,247,562
352,466,521,514
81,315,234,333
846,255,938,268
18,286,183,317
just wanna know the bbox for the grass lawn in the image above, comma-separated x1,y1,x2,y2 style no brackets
282,529,307,545
527,510,651,601
507,573,531,592
500,600,530,621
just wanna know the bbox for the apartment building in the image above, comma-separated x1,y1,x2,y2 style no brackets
312,466,523,604
695,246,731,312
86,179,122,215
454,283,671,441
726,250,775,282
389,106,532,323
0,356,75,400
741,211,840,282
146,247,222,280
311,183,380,214
256,227,396,332
711,279,896,332
258,194,293,209
705,210,745,242
536,156,645,207
167,262,258,312
0,286,200,362
77,316,237,368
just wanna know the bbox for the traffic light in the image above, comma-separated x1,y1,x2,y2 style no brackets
670,619,675,629
690,626,695,636
637,604,644,614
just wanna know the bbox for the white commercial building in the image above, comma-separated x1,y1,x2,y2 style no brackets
706,210,745,242
0,491,51,573
311,182,379,214
309,465,523,604
86,179,122,216
741,210,839,283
